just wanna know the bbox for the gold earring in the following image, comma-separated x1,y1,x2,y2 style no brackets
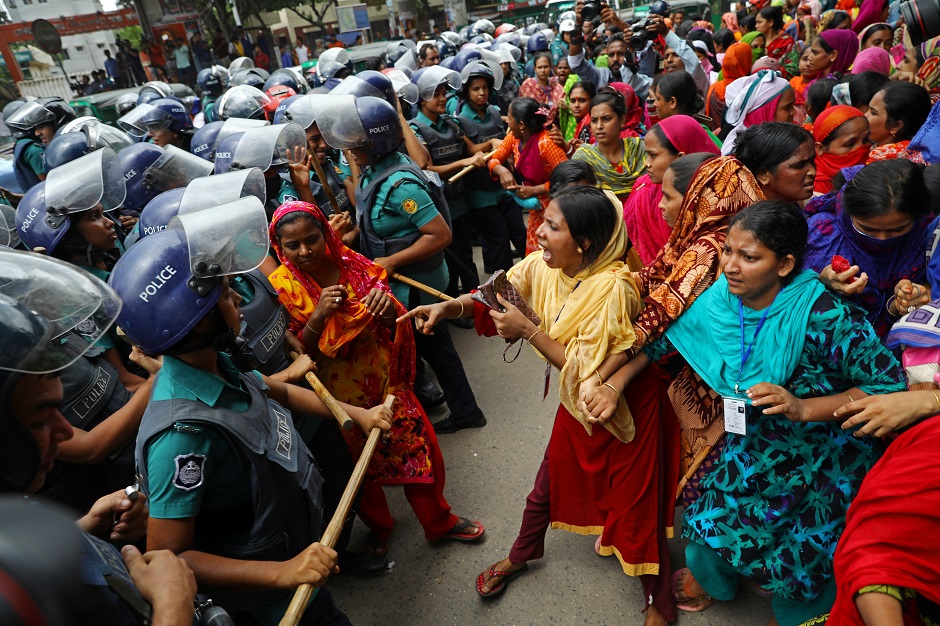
577,247,583,254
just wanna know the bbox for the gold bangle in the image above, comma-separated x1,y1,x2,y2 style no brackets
305,321,322,335
602,382,621,404
456,299,465,318
931,391,940,413
845,391,855,403
527,329,541,342
594,369,603,385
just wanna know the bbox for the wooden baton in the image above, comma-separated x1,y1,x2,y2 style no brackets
309,153,341,216
289,351,354,431
279,394,397,626
389,273,453,302
447,149,495,184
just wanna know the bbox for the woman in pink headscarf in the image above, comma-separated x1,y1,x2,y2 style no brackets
622,115,721,264
852,46,891,75
813,29,860,79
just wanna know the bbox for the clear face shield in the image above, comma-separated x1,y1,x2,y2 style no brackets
142,145,214,194
117,103,173,139
5,101,55,131
60,117,134,153
178,168,267,215
0,248,122,373
231,123,305,170
44,148,126,227
216,86,272,121
461,59,504,92
308,95,369,150
282,94,317,130
168,196,269,281
139,81,172,98
0,204,18,249
416,66,462,101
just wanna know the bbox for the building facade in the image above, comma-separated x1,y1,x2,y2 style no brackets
4,0,118,76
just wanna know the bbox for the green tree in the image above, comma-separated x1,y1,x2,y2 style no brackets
115,25,144,48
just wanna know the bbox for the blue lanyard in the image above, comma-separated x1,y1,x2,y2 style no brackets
736,290,781,395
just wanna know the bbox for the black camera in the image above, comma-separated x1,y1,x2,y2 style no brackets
901,0,940,43
581,0,605,23
630,18,654,50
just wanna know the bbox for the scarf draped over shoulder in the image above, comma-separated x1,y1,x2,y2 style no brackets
507,193,642,443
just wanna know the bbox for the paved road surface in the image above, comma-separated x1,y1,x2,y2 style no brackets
330,315,773,625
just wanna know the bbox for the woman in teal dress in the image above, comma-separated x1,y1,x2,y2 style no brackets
592,200,905,626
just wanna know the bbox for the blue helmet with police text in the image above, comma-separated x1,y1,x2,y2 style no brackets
17,148,126,255
43,133,93,171
137,81,173,106
198,65,228,95
212,132,242,174
271,94,303,125
527,32,549,52
453,47,484,72
137,187,185,239
108,197,269,354
118,98,193,139
190,121,223,160
310,95,402,158
120,143,213,212
330,70,398,109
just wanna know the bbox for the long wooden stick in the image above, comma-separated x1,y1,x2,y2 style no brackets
280,394,396,626
390,272,453,301
289,351,354,431
447,149,496,184
309,153,341,215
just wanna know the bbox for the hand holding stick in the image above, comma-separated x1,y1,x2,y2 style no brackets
289,351,354,431
390,273,453,302
448,150,496,184
279,394,397,626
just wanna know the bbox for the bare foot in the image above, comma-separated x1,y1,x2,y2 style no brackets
478,557,526,594
644,605,668,626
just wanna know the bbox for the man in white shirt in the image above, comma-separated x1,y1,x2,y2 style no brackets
295,37,309,64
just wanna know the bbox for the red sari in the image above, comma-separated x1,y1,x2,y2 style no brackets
827,415,940,626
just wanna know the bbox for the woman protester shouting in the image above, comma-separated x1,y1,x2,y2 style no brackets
401,185,680,626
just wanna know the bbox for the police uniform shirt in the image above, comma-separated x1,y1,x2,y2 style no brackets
409,111,468,220
275,160,349,213
359,151,449,308
453,103,510,209
145,353,315,625
22,140,45,177
145,354,254,520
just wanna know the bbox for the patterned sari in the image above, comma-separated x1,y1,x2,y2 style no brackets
266,201,433,485
628,157,765,500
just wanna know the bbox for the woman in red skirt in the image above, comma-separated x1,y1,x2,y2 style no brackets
402,185,680,626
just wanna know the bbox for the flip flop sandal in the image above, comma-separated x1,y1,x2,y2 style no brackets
594,536,604,556
672,568,715,612
476,562,529,598
441,517,485,542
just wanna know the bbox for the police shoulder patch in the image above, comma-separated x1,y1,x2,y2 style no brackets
402,198,418,214
173,453,206,491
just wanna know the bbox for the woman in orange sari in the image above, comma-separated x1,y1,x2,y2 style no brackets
267,200,484,555
705,42,753,125
488,97,568,255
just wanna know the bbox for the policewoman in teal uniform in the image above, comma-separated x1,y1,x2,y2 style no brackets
5,97,78,190
453,60,527,273
411,66,499,297
108,198,393,625
312,93,487,434
16,148,146,391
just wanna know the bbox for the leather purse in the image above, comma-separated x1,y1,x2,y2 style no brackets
472,271,542,361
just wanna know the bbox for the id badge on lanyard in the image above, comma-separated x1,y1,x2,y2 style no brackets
724,295,776,435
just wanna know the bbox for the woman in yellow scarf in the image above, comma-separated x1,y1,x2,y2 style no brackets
401,185,681,624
